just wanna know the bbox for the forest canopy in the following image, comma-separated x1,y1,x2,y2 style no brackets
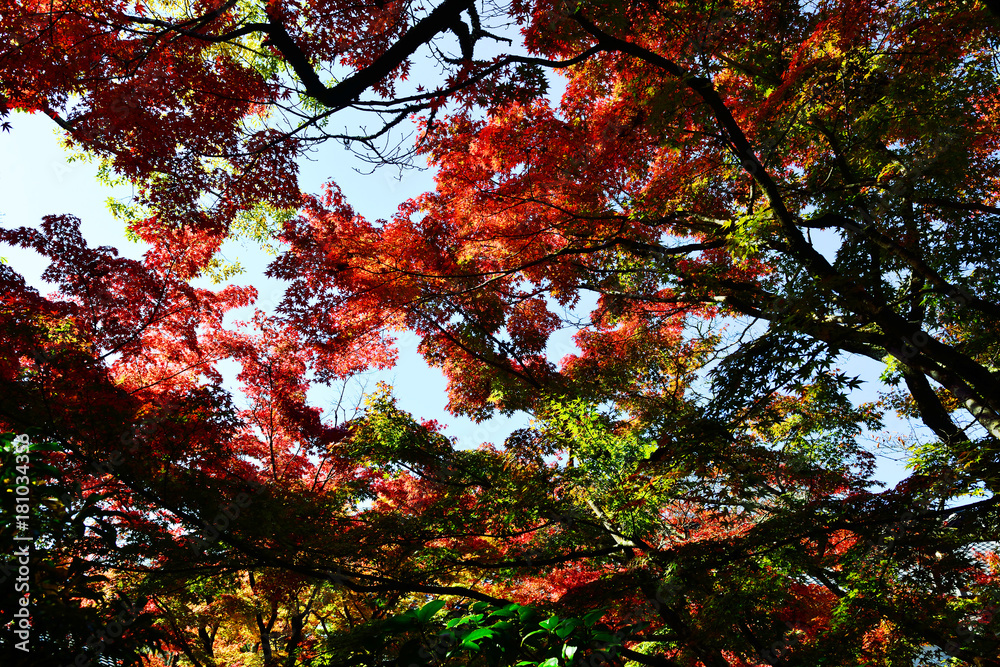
2,0,1000,665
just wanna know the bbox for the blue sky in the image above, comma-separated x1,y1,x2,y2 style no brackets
0,111,532,448
0,108,915,486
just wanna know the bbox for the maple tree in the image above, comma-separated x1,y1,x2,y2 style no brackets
268,0,1000,659
4,0,1000,666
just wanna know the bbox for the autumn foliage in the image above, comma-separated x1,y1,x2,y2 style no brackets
3,0,1000,665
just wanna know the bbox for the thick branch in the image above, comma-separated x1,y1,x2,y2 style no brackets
265,0,475,109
